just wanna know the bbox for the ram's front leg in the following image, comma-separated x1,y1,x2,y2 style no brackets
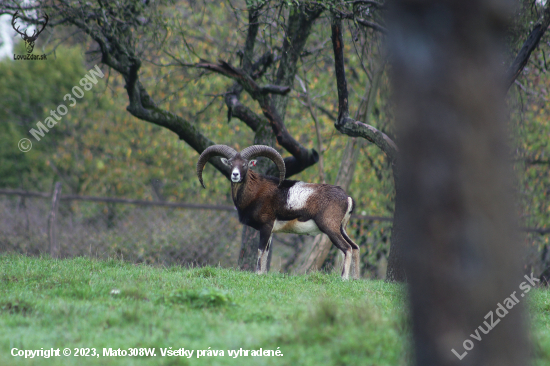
256,227,273,274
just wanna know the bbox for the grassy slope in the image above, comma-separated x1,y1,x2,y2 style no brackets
0,255,407,366
0,255,549,365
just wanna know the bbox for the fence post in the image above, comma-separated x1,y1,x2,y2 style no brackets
48,182,62,257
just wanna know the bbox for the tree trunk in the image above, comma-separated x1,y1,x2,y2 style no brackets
298,63,383,275
237,5,322,272
238,120,275,271
385,164,406,282
389,0,529,364
386,0,550,283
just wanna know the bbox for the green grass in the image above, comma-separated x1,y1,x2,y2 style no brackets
1,254,550,365
0,255,407,365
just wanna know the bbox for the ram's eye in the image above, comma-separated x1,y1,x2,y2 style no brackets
243,163,246,167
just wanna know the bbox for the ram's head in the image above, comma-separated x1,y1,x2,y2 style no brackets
196,145,286,188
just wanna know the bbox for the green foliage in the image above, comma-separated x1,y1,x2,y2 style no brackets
0,46,92,189
0,44,88,129
1,0,397,210
0,122,36,187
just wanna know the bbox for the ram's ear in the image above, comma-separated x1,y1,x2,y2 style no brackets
248,160,257,168
221,158,230,166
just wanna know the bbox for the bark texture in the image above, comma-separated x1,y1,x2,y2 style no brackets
389,0,529,364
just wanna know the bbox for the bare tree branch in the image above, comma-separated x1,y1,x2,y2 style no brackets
347,0,385,8
28,1,234,179
223,7,265,133
196,59,319,175
330,4,387,34
297,74,326,183
507,2,550,90
356,18,387,33
196,61,291,95
331,16,398,162
225,94,265,131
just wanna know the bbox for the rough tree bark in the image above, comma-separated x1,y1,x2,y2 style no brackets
389,0,529,365
384,164,405,282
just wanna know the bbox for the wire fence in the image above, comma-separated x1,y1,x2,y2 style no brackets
0,184,548,278
0,183,394,275
0,186,242,268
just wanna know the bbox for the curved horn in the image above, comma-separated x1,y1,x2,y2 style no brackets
241,145,286,187
196,145,237,188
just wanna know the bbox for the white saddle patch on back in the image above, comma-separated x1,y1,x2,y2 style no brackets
287,181,315,210
272,219,321,235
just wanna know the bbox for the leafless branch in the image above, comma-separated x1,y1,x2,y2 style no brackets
331,16,398,162
507,1,550,89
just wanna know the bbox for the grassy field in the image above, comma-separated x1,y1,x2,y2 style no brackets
0,254,549,366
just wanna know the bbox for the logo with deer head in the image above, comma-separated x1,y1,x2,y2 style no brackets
11,11,49,54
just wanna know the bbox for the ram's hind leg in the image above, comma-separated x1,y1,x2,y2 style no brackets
342,229,360,280
341,197,360,279
256,227,273,275
316,226,352,280
315,202,354,280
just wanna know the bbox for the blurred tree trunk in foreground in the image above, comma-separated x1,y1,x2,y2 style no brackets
385,0,550,283
389,0,529,364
